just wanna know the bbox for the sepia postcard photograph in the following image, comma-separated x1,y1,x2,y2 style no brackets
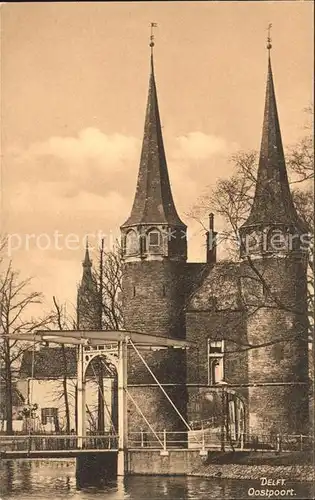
0,1,314,499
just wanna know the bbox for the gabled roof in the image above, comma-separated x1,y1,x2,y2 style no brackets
187,262,242,312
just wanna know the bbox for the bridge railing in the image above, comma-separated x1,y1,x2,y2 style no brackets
128,430,203,450
1,431,313,453
0,434,119,452
245,433,314,452
128,430,315,452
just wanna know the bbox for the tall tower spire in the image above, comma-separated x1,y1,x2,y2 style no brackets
121,30,188,438
240,32,310,438
240,33,306,257
121,27,187,262
81,239,93,285
77,240,100,330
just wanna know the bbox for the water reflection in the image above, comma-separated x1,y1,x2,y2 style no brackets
0,460,313,500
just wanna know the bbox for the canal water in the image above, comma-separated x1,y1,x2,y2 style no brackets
0,460,313,500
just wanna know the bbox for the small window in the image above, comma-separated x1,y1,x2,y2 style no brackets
41,407,58,425
209,340,223,354
148,230,160,247
210,358,224,384
268,229,288,252
126,230,139,255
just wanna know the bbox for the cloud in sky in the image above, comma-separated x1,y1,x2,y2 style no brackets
4,126,237,238
14,127,233,173
25,128,140,167
5,127,235,204
3,126,238,306
172,131,237,161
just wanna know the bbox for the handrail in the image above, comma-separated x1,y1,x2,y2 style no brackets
1,432,313,453
0,434,119,440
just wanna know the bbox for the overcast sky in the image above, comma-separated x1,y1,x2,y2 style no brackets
1,2,313,312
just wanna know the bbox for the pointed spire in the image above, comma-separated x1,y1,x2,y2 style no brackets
77,240,99,330
80,238,94,288
241,39,302,231
83,238,92,268
121,28,185,228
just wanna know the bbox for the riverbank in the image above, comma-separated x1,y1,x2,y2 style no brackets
189,463,314,482
127,450,314,483
189,451,314,483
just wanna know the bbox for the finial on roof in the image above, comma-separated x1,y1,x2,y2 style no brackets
267,23,272,52
83,237,92,268
240,31,305,235
150,22,158,55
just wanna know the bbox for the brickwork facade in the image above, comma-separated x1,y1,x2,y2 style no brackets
241,256,310,435
118,49,311,440
123,260,188,432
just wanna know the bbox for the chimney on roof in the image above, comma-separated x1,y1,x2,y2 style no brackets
206,213,217,264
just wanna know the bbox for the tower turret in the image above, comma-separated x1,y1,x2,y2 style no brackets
240,35,309,436
239,45,307,258
121,30,188,436
121,52,187,263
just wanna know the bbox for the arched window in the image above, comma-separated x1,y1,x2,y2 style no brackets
211,359,223,384
147,229,161,250
268,229,288,252
126,230,139,255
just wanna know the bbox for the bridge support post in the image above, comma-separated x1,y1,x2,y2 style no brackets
77,344,86,449
117,338,128,476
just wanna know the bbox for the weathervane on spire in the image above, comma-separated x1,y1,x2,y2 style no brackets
150,22,158,54
267,23,272,52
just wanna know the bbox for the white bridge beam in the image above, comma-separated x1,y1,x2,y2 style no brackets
4,329,195,475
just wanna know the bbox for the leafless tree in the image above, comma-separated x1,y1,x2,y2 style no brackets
0,263,52,434
187,114,314,437
94,240,124,331
51,296,75,435
89,240,123,433
288,105,314,184
189,119,313,320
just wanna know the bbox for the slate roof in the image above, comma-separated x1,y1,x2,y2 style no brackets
187,261,242,312
20,347,77,379
242,55,305,231
19,346,116,379
121,54,185,228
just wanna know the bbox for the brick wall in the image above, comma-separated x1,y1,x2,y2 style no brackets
185,262,249,428
123,260,188,432
241,256,310,435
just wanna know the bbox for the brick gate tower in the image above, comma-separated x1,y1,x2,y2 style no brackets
239,43,310,435
121,44,188,434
